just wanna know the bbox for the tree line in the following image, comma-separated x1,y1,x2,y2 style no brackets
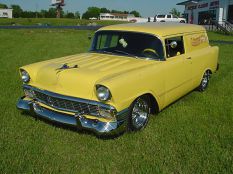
0,3,141,19
82,7,141,19
0,4,80,18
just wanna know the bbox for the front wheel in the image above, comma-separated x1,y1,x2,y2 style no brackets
129,96,150,131
197,71,211,92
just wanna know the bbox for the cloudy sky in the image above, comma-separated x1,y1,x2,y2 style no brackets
1,0,185,17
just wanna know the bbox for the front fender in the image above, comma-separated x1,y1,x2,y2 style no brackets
97,63,165,111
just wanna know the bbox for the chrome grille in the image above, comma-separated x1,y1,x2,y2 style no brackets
33,90,100,116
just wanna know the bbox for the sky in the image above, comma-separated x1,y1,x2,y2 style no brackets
0,0,185,17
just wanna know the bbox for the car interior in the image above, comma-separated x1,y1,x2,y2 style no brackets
165,36,185,58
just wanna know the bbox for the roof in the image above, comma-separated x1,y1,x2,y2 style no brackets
98,23,206,37
111,13,129,17
177,0,198,5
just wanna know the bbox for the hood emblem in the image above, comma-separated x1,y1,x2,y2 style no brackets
56,63,78,74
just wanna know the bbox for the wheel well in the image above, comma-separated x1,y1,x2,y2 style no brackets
205,69,212,76
198,69,213,86
207,69,213,74
142,93,159,114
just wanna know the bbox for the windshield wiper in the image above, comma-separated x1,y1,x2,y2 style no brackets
113,50,138,58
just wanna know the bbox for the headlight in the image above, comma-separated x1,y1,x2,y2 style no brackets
96,85,111,101
21,70,30,83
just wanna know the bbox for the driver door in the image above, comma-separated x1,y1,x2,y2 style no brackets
163,36,192,105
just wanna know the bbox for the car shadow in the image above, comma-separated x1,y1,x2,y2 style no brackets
20,111,125,140
157,88,204,114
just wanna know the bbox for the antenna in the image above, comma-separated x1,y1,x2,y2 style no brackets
36,3,38,18
51,0,65,18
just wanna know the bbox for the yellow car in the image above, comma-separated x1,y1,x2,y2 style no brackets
17,23,219,136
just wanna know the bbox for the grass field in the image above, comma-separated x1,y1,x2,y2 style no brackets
0,29,233,173
0,18,127,26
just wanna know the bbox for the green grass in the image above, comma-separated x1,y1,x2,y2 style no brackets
0,18,127,26
0,30,233,173
208,32,233,41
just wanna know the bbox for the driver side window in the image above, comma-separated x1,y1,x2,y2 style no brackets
165,36,185,58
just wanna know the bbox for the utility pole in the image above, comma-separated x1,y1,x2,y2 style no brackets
36,3,38,18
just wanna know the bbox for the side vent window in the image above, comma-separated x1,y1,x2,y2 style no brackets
165,36,185,58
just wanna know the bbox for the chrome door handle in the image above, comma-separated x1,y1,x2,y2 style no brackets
186,57,192,60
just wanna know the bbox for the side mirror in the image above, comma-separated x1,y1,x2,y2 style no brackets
170,41,178,49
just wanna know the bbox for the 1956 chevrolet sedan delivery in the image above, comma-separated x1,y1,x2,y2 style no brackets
17,23,219,136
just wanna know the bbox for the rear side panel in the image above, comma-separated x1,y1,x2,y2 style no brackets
184,32,219,88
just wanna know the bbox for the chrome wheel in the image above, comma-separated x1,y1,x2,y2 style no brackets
202,73,209,88
198,71,210,91
130,97,150,130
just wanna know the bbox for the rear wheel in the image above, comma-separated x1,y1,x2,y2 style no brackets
128,96,150,131
197,71,211,92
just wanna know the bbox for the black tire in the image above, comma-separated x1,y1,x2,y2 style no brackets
180,20,185,23
197,71,211,92
128,96,150,131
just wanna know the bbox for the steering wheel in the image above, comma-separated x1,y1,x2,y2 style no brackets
142,48,159,59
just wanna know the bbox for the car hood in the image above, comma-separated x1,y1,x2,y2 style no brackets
23,53,155,100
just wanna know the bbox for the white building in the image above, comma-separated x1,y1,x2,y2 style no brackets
0,9,13,18
100,13,135,21
177,0,233,24
99,13,149,23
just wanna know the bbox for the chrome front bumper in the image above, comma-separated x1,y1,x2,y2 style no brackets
17,97,129,136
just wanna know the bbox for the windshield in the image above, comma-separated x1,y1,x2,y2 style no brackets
90,31,164,60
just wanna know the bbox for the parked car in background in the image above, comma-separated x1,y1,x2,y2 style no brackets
17,23,219,136
89,17,98,20
154,14,186,23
